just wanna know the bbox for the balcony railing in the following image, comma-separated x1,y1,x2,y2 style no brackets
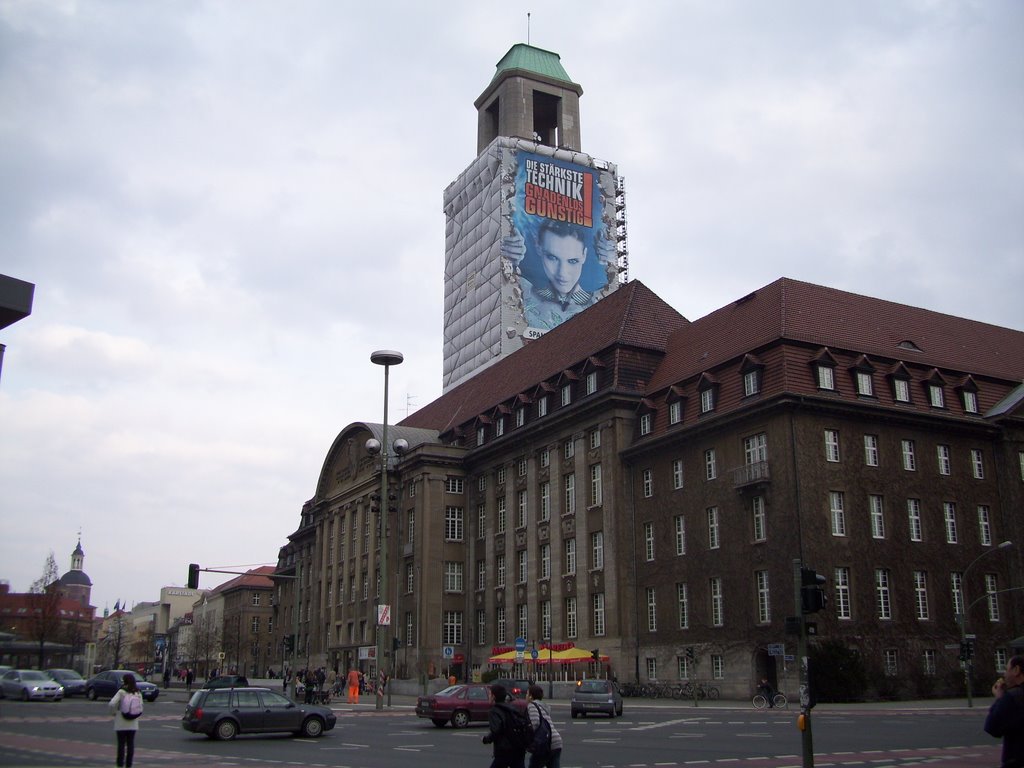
732,460,770,488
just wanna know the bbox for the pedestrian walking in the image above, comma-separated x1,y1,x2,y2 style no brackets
346,667,361,704
108,673,143,768
526,685,562,768
185,668,194,693
985,654,1024,768
482,683,526,768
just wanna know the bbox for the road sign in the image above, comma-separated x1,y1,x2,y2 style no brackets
378,604,391,626
515,636,527,652
442,646,454,659
531,648,539,660
515,651,524,663
768,643,785,656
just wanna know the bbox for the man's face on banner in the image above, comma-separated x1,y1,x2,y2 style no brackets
540,229,586,297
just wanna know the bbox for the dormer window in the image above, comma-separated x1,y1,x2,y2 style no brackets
561,383,572,407
477,426,486,447
962,390,978,414
856,371,874,396
893,378,911,403
639,413,652,435
700,388,715,413
816,364,835,391
515,406,525,428
743,370,761,397
585,371,598,395
495,416,505,437
538,395,548,417
928,384,945,408
669,400,682,425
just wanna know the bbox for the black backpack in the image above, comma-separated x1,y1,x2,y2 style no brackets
504,704,533,751
527,702,552,754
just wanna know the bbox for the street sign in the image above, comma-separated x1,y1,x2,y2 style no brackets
378,604,391,626
768,643,785,656
515,636,527,652
784,655,795,661
515,651,524,663
531,648,539,660
442,646,454,659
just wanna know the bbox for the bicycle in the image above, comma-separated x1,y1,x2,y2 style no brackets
752,692,787,709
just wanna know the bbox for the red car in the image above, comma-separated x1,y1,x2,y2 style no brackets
415,683,528,728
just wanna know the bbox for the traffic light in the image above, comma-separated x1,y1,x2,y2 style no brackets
801,567,828,614
284,634,294,654
685,647,695,661
591,648,600,662
393,636,401,651
187,563,200,590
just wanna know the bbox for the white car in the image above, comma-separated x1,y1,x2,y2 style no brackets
0,669,64,701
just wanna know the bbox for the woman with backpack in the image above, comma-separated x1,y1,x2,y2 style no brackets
482,683,527,768
526,685,563,768
108,673,143,768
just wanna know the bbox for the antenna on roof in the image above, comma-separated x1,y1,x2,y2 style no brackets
527,12,531,45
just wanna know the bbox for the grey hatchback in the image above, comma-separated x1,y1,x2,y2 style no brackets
181,686,336,740
570,678,623,718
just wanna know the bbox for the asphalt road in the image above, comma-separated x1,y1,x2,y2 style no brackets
0,691,1002,768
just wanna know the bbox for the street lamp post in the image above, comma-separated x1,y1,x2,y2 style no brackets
369,350,403,711
958,540,1012,708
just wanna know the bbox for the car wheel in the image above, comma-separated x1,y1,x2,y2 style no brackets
608,707,616,718
87,688,98,701
451,709,471,728
431,718,447,728
215,719,238,740
616,704,623,717
571,710,578,719
301,717,324,738
21,689,29,701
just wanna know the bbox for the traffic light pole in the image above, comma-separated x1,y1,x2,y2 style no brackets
794,559,814,768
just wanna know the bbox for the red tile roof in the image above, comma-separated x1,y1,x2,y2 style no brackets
648,277,1024,392
209,565,276,594
401,281,689,432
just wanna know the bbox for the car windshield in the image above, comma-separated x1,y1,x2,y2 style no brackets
435,685,465,697
22,671,50,681
51,670,84,680
577,680,609,693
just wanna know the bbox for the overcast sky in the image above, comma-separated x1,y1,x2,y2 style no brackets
1,1,1021,616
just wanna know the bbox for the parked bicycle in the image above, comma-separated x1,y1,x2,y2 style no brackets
752,691,788,709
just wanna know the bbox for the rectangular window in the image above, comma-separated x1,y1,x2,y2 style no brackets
496,606,506,644
591,530,604,570
876,569,892,620
564,439,575,460
710,577,724,626
496,466,506,485
564,473,576,515
745,432,768,465
515,406,525,428
884,649,898,677
518,604,528,638
864,434,880,467
476,609,486,645
894,378,911,403
752,495,766,542
476,504,486,539
824,429,841,462
516,490,528,529
642,468,653,498
408,562,416,593
923,649,937,676
902,439,916,471
445,477,464,494
677,656,692,681
870,494,886,539
496,496,507,533
541,600,551,640
518,457,528,476
913,570,929,620
590,464,603,506
444,561,463,592
830,491,846,536
538,396,548,418
700,388,715,413
540,448,550,468
856,371,874,396
672,459,684,489
564,538,576,575
744,369,761,396
443,611,463,645
593,593,606,636
937,445,951,476
540,543,550,580
756,570,770,623
539,481,550,522
561,383,572,407
646,657,657,680
705,449,717,480
674,515,686,556
644,522,655,561
817,365,835,390
478,475,486,492
589,428,601,450
951,572,964,616
963,390,978,414
986,574,1000,621
517,549,528,584
677,582,689,629
944,502,958,543
669,400,682,424
565,596,578,639
835,566,851,619
639,412,652,435
495,417,505,437
476,560,485,591
646,587,657,632
929,384,945,408
711,655,725,680
496,554,506,587
908,499,923,542
971,449,985,479
707,507,720,549
444,506,464,541
978,505,992,546
586,371,597,395
477,426,486,446
407,510,416,545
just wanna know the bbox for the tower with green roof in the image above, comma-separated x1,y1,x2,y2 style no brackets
443,44,626,392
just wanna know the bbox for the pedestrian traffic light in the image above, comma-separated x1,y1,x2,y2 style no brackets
591,648,600,662
801,567,828,614
187,563,200,590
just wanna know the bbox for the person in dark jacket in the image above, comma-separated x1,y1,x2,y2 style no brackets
482,683,526,768
985,655,1024,768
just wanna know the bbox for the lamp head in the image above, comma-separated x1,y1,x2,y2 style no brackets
392,438,409,455
365,438,381,456
370,350,404,367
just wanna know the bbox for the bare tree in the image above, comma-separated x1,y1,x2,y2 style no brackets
27,552,62,669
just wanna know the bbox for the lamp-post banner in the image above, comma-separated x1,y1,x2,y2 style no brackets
377,604,391,626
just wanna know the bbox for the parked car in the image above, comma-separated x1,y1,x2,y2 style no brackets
492,678,533,699
181,686,336,740
45,669,87,697
85,670,160,702
201,674,249,689
570,678,622,718
0,669,64,701
416,683,528,728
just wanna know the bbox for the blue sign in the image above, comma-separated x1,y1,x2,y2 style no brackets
531,648,539,660
515,636,527,652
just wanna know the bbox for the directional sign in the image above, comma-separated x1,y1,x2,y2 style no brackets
531,648,539,660
442,646,454,659
378,604,391,626
768,643,785,656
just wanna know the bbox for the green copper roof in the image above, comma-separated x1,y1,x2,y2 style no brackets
491,43,576,86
